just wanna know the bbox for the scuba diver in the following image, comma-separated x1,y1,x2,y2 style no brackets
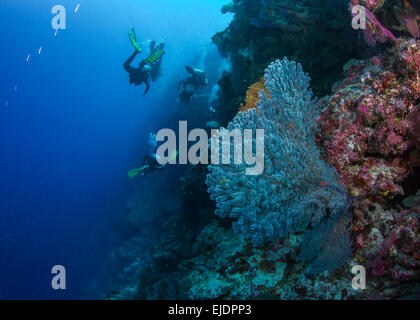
134,153,167,176
123,28,165,98
128,133,178,178
177,66,209,104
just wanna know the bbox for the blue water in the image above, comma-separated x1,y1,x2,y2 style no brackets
0,0,231,299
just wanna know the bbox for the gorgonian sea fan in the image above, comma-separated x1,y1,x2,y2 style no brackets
206,58,351,273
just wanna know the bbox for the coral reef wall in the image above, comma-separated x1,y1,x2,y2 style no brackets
106,2,420,301
318,40,420,202
212,0,368,124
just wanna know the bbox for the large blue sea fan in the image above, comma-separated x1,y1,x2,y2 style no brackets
206,58,351,273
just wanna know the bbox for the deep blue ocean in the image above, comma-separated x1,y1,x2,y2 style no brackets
0,0,231,299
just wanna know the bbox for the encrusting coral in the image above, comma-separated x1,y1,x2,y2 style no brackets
238,78,268,114
317,39,420,201
351,0,419,41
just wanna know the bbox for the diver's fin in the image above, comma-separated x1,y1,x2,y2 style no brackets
132,28,137,41
128,28,136,42
143,47,165,64
128,28,142,53
128,167,145,178
169,149,179,162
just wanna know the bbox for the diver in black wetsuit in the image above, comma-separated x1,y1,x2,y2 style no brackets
128,133,175,178
124,51,152,97
123,28,165,98
138,154,167,175
177,66,209,104
139,132,167,175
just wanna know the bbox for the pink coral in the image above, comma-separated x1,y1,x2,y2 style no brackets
407,109,420,147
356,234,365,249
367,230,398,276
404,15,420,39
365,8,397,46
350,3,396,46
350,0,420,43
317,40,420,201
371,258,386,276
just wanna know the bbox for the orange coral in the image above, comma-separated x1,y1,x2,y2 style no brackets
238,78,270,114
